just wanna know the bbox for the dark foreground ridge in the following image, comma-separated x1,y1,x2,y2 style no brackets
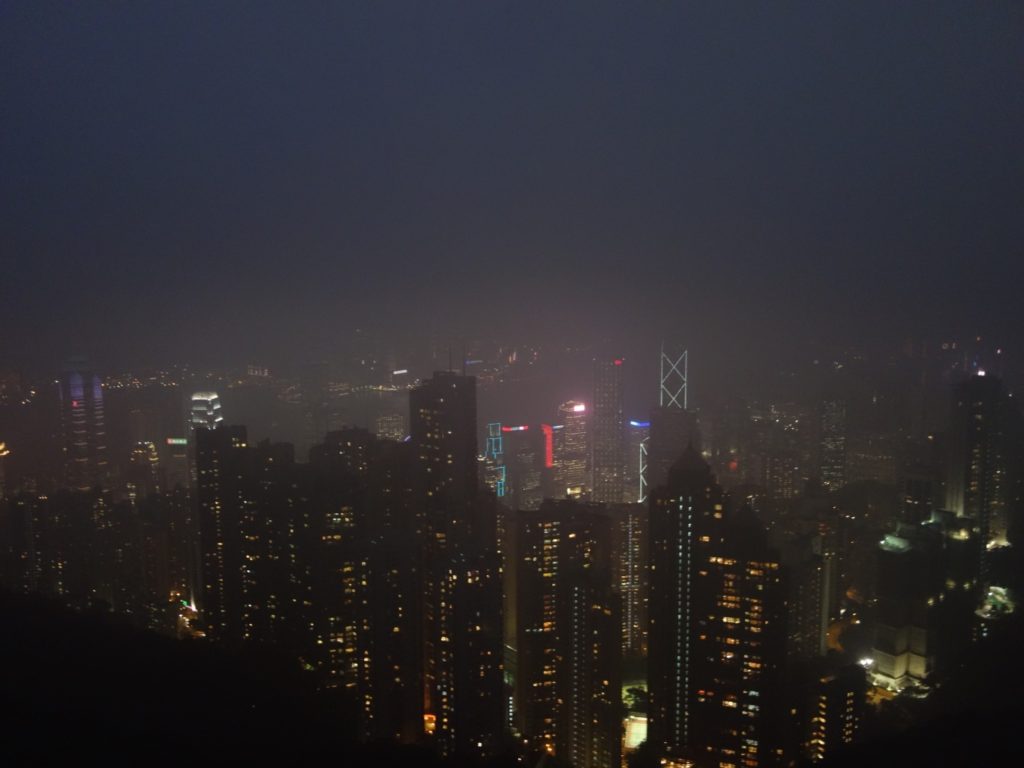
4,586,1024,766
0,590,449,765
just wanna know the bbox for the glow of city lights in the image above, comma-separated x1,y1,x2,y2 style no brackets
573,403,586,412
501,425,529,432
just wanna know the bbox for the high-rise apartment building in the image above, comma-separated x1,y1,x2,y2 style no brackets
375,411,406,441
410,372,503,758
195,424,249,641
648,446,787,767
515,499,622,768
609,502,647,657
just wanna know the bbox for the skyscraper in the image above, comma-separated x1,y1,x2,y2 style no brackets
647,346,700,492
819,400,846,491
190,391,224,431
946,372,1009,574
610,502,647,657
497,424,547,511
195,424,249,641
515,499,622,768
556,400,588,498
57,365,109,491
410,371,503,757
592,358,625,503
647,407,700,491
309,428,423,743
625,419,650,503
648,446,787,767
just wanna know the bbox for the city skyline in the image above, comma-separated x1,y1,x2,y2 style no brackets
2,2,1023,766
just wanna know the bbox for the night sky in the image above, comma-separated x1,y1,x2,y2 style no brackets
3,2,1022,369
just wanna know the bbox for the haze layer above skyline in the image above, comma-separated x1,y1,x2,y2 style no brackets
3,2,1022,368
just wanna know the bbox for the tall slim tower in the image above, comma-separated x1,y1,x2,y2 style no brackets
819,400,847,491
57,365,109,491
410,372,503,758
592,357,626,503
195,424,249,642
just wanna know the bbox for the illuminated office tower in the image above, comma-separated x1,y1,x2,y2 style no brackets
410,372,503,758
648,446,787,767
819,400,847,491
190,391,224,431
592,357,625,503
195,424,249,642
647,345,700,493
946,371,1009,573
57,365,109,491
556,400,589,497
481,422,507,500
625,419,650,502
516,500,622,768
